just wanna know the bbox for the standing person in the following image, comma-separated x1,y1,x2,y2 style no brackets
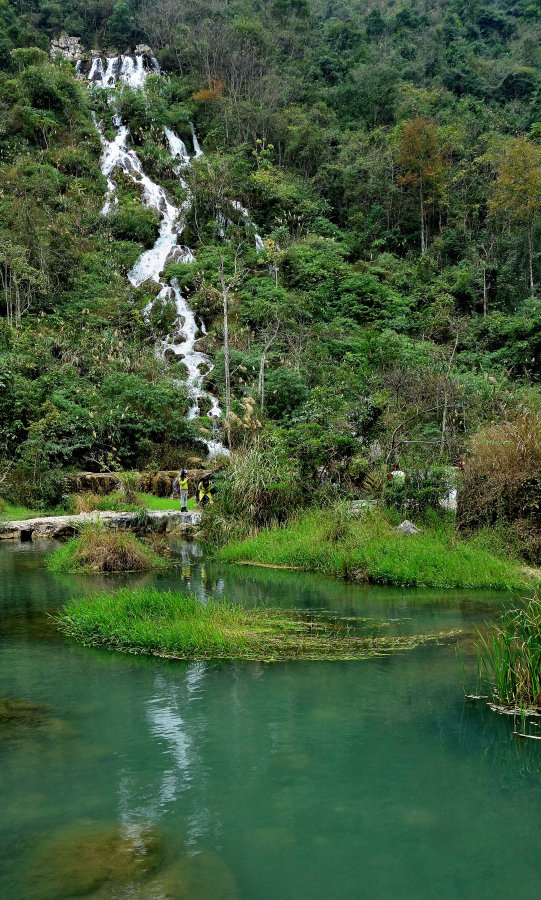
178,469,189,512
388,463,406,482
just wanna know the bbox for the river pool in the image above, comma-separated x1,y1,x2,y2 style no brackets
1,540,540,899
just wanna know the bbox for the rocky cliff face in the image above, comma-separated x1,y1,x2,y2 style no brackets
50,34,84,60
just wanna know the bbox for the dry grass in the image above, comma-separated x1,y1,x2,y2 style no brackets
46,524,168,573
459,408,541,542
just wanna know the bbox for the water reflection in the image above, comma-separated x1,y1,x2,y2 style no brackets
1,542,541,899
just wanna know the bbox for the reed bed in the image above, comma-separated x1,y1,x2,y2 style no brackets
56,587,461,661
475,593,541,713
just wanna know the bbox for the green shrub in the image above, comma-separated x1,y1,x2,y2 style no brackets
384,467,452,518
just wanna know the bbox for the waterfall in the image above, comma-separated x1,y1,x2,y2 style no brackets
189,122,203,158
164,127,191,171
79,54,264,456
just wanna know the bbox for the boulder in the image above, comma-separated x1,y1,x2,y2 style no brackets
396,520,421,535
135,44,153,56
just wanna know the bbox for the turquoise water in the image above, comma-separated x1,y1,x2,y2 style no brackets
1,540,540,899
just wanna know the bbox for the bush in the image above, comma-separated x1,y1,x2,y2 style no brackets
384,467,453,518
264,367,309,421
458,409,541,538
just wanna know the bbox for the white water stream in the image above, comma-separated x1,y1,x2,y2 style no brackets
85,55,236,456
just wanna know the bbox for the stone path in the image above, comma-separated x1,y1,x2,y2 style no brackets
0,509,202,541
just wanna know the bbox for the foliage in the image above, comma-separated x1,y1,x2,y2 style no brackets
458,410,541,560
384,467,454,518
475,593,541,711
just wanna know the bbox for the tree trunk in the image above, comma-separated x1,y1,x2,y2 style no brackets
420,178,425,255
258,350,266,412
528,222,534,296
483,267,487,318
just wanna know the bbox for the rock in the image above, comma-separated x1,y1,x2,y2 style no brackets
29,822,169,899
396,520,421,535
135,44,153,56
50,34,85,61
165,246,193,267
0,526,21,541
350,499,377,513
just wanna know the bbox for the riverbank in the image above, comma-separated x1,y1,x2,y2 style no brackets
217,508,534,590
57,586,461,661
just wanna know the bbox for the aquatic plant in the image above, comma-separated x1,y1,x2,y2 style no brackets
46,523,169,574
56,586,461,661
475,593,541,713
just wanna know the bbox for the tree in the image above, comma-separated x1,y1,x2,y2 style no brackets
489,137,541,296
397,117,450,254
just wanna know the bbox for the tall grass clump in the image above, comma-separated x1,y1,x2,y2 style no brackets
46,523,169,573
202,437,303,545
475,593,541,711
56,587,458,661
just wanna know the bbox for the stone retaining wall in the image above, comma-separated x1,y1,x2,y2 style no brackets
0,510,201,542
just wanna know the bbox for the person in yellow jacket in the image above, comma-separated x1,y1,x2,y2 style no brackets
198,477,215,508
176,469,189,512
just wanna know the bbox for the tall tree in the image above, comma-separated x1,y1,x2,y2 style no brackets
397,117,449,255
489,138,541,296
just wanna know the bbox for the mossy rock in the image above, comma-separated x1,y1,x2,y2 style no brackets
30,825,239,900
30,823,169,899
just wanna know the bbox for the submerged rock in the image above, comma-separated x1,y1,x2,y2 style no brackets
141,849,240,900
0,699,50,728
30,823,169,899
30,824,239,900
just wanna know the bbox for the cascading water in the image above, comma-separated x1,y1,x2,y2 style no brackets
81,52,264,456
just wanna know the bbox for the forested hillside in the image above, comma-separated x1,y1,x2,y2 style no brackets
1,0,540,510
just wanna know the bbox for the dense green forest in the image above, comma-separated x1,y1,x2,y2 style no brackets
0,0,540,517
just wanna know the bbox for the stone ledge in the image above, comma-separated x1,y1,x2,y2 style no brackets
0,510,202,541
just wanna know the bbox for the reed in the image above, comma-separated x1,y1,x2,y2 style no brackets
475,593,541,711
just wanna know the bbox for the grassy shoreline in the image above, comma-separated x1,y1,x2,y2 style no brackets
217,508,535,590
56,587,461,661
